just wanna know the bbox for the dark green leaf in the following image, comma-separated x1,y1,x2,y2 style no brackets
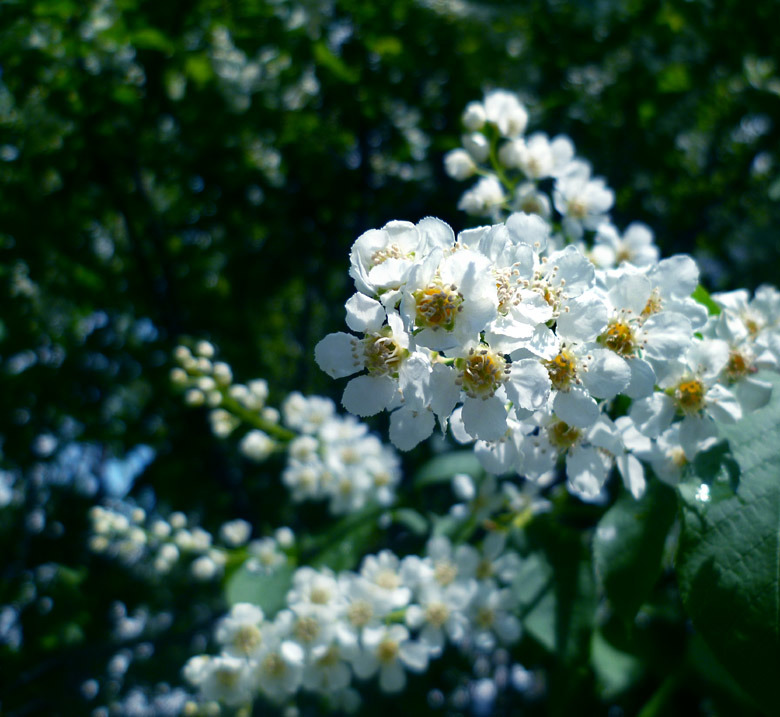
677,372,780,714
590,630,643,699
592,481,676,619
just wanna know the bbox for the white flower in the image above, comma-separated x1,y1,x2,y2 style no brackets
553,167,614,239
287,567,344,618
246,537,286,573
444,148,477,180
458,176,506,218
239,430,275,462
462,131,490,162
484,90,528,138
515,132,575,180
352,624,429,693
254,612,306,702
185,654,258,706
466,581,521,651
281,393,335,433
215,603,265,658
462,101,486,131
590,222,659,269
405,582,473,656
219,519,252,547
400,248,498,352
359,550,412,610
315,305,409,418
630,339,742,459
348,218,454,299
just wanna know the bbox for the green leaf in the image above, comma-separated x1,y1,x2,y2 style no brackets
391,508,428,535
313,42,359,84
224,562,294,616
414,450,483,488
130,28,174,53
691,285,721,315
591,630,643,699
523,517,597,662
592,482,676,619
677,372,780,714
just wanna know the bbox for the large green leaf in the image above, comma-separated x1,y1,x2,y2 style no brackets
522,518,596,662
225,562,295,617
592,481,676,619
677,373,780,714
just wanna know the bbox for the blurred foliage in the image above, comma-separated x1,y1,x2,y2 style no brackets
1,0,779,714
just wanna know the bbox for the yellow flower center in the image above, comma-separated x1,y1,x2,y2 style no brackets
675,379,705,414
375,569,401,590
433,561,458,586
262,652,287,679
425,602,450,628
363,328,405,376
294,616,321,644
347,600,373,628
475,606,495,629
549,420,582,450
725,351,751,382
233,624,262,655
310,587,330,605
413,281,463,331
377,638,400,664
545,349,577,391
600,320,636,357
460,348,509,399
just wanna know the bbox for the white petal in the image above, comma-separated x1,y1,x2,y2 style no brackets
315,332,364,378
630,393,676,438
581,349,630,399
625,358,656,399
506,359,551,411
553,387,599,428
399,641,430,672
379,662,406,693
398,354,431,410
461,395,508,442
566,445,608,501
352,651,378,679
449,407,474,444
608,271,652,315
706,384,742,423
679,415,719,460
342,374,396,417
642,313,693,361
650,255,699,299
429,363,461,427
736,376,773,412
617,454,646,499
345,293,386,333
557,291,608,342
389,406,435,451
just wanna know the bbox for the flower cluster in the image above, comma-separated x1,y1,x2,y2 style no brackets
172,342,402,514
444,89,614,242
89,504,240,581
184,533,523,710
316,90,780,503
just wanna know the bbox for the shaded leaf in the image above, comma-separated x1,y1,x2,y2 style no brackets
592,481,676,619
677,372,780,714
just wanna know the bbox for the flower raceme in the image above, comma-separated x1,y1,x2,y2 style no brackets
313,89,780,503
